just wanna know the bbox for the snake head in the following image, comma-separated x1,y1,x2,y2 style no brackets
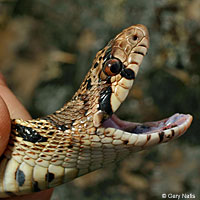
90,24,149,126
84,25,192,152
73,24,192,156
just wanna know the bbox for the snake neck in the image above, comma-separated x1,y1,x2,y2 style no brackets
42,82,105,135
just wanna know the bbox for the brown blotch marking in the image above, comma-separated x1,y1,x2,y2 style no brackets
37,144,45,147
51,141,59,145
130,61,139,65
24,157,30,160
159,132,164,143
12,153,20,156
17,148,26,152
27,151,35,155
43,149,51,153
48,145,56,148
45,172,55,182
32,147,39,151
147,135,151,141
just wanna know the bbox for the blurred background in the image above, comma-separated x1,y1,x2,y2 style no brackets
0,0,200,199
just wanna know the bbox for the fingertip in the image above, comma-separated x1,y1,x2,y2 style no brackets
0,72,7,86
0,96,10,156
0,85,31,120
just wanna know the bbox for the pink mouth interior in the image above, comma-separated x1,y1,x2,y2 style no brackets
103,113,187,134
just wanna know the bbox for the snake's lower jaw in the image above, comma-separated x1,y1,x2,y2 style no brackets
103,113,193,148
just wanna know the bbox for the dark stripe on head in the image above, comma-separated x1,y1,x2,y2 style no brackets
120,68,135,80
103,47,112,62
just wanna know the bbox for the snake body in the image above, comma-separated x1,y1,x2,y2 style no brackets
0,24,192,197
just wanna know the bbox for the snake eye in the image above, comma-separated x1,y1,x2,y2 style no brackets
103,59,122,76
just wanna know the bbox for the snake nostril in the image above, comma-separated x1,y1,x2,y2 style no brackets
132,35,138,41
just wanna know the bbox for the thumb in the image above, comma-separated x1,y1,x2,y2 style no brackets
0,96,10,156
0,73,31,156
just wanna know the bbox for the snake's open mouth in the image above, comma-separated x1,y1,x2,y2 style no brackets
103,113,192,135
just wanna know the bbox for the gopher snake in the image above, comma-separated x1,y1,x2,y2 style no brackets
0,24,192,197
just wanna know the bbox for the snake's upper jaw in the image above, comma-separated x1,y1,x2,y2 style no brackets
102,113,192,147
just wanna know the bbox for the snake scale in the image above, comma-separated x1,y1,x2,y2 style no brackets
0,24,192,197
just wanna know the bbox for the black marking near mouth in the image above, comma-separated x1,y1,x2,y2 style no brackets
99,86,113,115
120,68,135,80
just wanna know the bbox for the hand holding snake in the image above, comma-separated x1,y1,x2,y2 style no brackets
0,74,53,199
